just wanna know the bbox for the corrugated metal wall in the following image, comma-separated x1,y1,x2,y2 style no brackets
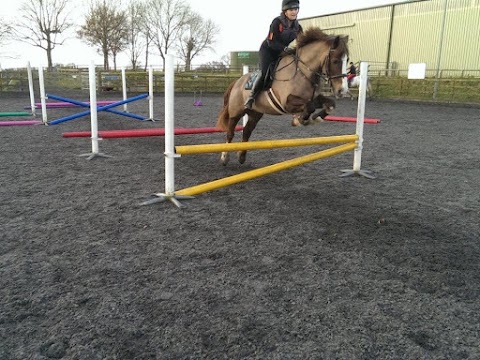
300,7,393,70
300,0,480,75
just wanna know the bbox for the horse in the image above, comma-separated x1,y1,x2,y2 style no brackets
216,27,349,165
342,75,373,100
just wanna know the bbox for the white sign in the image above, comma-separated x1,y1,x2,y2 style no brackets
408,63,426,79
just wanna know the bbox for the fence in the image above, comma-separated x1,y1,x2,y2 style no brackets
1,66,480,104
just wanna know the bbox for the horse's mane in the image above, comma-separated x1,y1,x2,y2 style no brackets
296,27,349,56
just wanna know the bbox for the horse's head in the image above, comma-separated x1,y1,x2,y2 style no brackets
296,28,349,98
323,35,349,97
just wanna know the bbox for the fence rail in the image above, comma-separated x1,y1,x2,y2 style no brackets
1,67,479,104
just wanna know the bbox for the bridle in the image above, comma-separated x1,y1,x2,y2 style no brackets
296,47,346,86
275,45,346,101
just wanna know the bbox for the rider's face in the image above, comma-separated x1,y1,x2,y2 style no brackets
285,8,299,21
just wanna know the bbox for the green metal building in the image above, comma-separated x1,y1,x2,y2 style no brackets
299,0,480,76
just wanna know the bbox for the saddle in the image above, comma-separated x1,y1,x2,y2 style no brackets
244,61,278,90
243,58,296,115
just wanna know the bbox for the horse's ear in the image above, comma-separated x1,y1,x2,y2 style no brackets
331,35,348,49
332,36,341,49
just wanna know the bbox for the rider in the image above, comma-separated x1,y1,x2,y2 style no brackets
244,0,303,109
347,61,357,84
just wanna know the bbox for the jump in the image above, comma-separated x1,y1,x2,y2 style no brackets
216,27,349,165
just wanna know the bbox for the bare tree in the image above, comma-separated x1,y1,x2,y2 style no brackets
220,53,231,68
126,1,147,70
78,0,128,70
145,0,191,70
141,27,155,71
177,13,219,71
15,0,73,71
0,18,13,46
0,18,14,67
108,18,129,71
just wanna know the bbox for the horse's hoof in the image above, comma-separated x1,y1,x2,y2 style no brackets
238,151,246,164
220,152,229,166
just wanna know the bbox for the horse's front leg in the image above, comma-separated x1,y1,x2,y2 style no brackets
299,101,317,124
238,113,261,164
220,118,239,166
310,97,336,123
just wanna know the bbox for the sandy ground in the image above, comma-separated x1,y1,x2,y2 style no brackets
0,91,479,359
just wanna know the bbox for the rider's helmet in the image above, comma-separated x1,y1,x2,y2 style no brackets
282,0,300,11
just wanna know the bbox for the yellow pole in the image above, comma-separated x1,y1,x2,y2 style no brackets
175,142,357,197
175,135,358,155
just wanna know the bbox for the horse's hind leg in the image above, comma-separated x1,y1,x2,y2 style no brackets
220,117,241,166
238,112,263,164
343,89,354,100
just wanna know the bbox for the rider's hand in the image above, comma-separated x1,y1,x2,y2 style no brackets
283,47,296,55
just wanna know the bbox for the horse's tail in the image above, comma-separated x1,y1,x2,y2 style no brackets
216,80,236,131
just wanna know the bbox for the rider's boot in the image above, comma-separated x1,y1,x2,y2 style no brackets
244,76,263,109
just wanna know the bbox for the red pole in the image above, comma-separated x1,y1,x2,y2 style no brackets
62,126,243,138
324,116,380,124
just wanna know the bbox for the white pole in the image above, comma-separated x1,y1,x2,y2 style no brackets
121,67,128,112
141,54,193,206
78,62,109,160
353,61,368,172
341,61,374,179
341,55,348,94
164,55,175,196
38,66,48,124
27,62,36,117
242,65,249,127
148,66,154,121
89,61,100,156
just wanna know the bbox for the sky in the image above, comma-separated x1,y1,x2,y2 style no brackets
0,0,411,70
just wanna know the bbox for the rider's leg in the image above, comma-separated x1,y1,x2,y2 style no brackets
244,75,264,109
244,46,272,109
347,74,355,86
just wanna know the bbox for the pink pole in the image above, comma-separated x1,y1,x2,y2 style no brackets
0,120,42,126
28,101,117,109
62,126,243,139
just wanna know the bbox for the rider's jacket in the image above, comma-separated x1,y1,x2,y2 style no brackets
264,14,303,54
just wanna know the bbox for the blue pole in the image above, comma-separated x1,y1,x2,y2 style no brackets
47,93,91,107
101,108,146,121
47,93,149,125
47,94,146,121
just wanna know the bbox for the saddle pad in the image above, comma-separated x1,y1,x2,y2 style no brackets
244,70,261,90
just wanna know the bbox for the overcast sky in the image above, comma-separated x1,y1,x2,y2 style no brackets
0,0,413,69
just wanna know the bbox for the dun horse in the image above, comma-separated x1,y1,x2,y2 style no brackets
216,27,349,165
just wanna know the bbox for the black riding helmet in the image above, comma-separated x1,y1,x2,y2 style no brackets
282,0,300,10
